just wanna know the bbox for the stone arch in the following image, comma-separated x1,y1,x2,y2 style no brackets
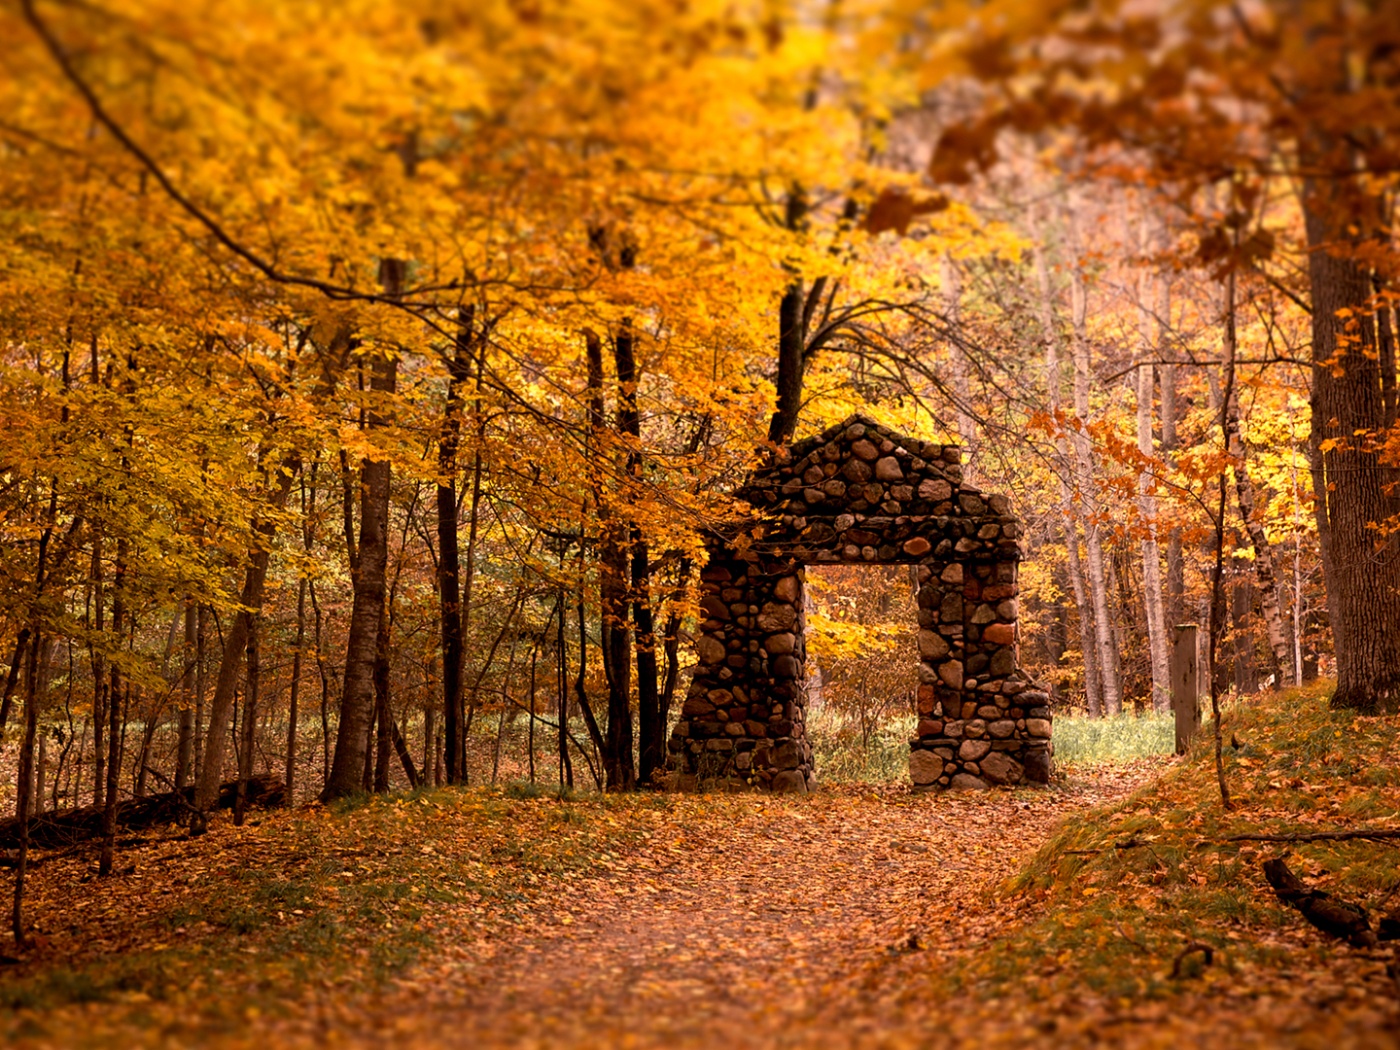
668,415,1053,792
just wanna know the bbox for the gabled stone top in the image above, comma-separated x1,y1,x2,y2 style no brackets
731,414,1020,564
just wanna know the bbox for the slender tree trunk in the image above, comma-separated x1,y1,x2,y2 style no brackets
1160,362,1185,629
556,590,573,790
942,254,978,481
373,603,392,793
1034,228,1103,714
193,603,206,786
175,599,196,790
91,537,105,810
284,577,306,805
437,312,472,785
11,630,42,946
1224,379,1290,687
1066,197,1122,714
1136,363,1170,712
99,538,127,876
603,315,637,791
192,464,297,822
234,616,258,826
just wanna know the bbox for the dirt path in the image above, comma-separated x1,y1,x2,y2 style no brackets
336,766,1153,1049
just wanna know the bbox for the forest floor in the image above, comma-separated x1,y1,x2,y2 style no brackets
3,683,1399,1048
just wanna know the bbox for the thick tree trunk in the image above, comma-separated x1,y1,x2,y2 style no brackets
322,259,403,799
1303,188,1400,714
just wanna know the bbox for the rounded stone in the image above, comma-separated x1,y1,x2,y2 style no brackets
918,630,950,660
958,739,991,761
773,576,802,603
909,749,941,785
875,456,904,481
980,751,1024,785
903,537,932,556
697,636,726,665
771,770,808,793
851,438,879,461
983,623,1015,646
765,632,796,655
1026,718,1052,738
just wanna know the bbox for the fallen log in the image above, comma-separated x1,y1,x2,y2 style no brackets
1262,857,1378,948
0,775,284,849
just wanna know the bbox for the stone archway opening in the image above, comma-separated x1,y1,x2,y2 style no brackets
668,414,1053,792
803,564,921,780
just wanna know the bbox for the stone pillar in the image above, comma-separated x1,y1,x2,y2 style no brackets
908,555,1053,789
668,554,813,792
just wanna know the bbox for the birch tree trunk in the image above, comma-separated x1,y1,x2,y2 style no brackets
1135,237,1170,711
1033,222,1103,715
1066,195,1121,714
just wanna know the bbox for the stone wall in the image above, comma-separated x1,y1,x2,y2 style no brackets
668,414,1053,791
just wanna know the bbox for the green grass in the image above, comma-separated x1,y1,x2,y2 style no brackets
1051,710,1175,765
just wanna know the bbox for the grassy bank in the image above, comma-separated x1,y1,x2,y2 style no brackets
928,681,1400,1022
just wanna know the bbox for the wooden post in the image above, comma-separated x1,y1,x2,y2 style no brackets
1172,624,1200,754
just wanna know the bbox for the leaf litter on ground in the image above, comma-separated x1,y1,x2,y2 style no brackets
3,681,1398,1048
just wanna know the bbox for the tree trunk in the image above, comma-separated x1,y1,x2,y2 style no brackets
283,577,306,805
1136,363,1171,712
99,538,127,876
1033,227,1103,714
604,314,638,791
175,599,196,790
1066,196,1122,714
322,259,403,798
437,312,472,785
192,463,297,821
234,617,258,826
10,630,42,946
1302,184,1400,713
942,254,978,482
373,603,392,793
91,536,105,810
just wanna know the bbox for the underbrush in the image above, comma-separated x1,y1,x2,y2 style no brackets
809,708,917,783
1051,710,1175,766
934,680,1400,1003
